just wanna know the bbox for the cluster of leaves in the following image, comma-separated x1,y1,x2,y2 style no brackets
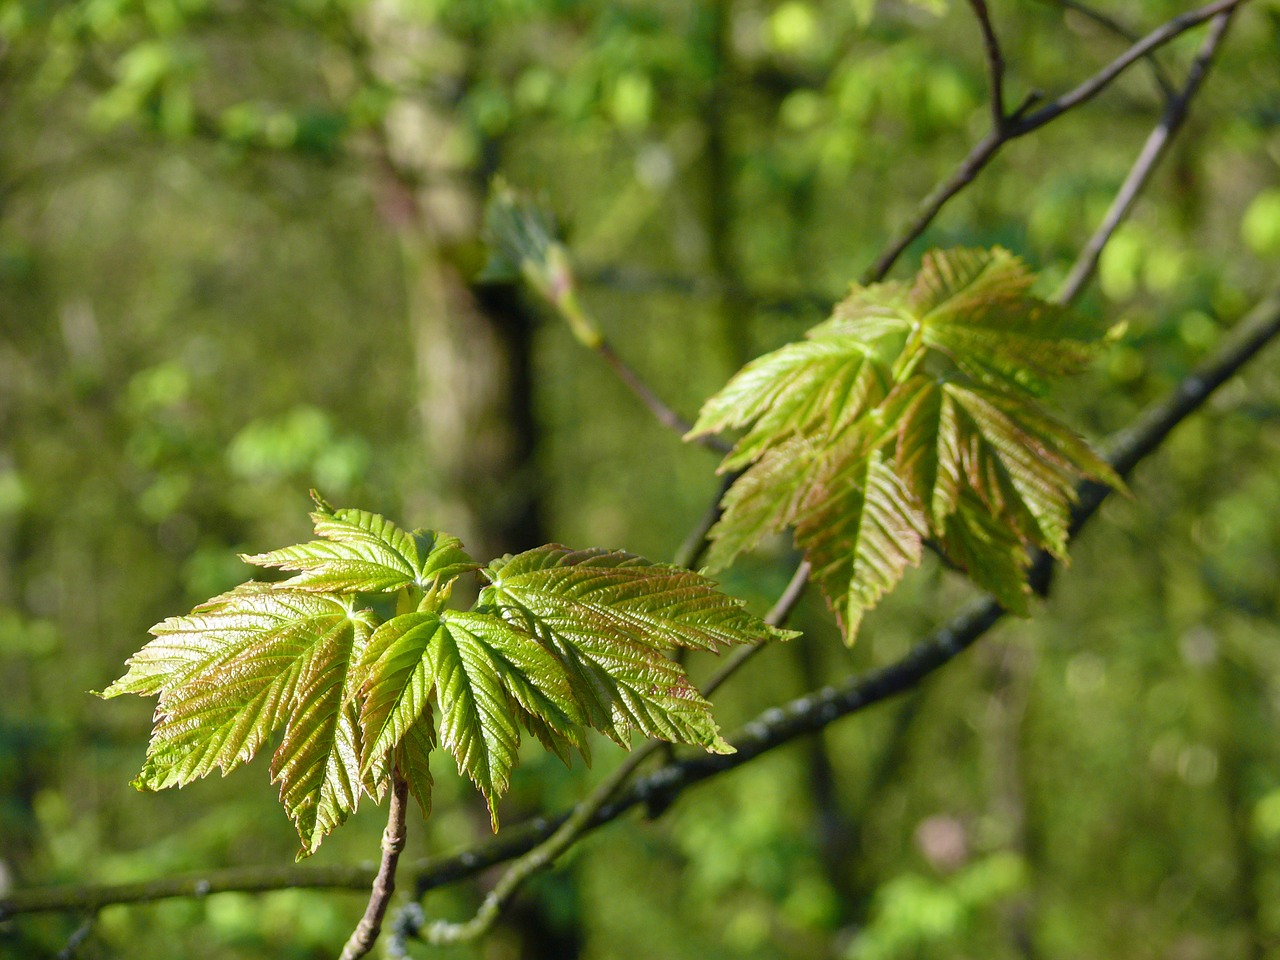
688,247,1123,640
100,496,790,857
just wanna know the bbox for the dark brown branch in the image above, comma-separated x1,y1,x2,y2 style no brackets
966,0,1009,129
1056,9,1237,304
860,0,1249,284
397,286,1280,899
860,129,1005,284
339,773,409,960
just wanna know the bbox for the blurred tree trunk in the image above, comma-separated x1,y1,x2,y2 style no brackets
361,7,542,561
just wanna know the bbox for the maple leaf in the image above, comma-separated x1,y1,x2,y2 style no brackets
939,496,1033,616
101,590,376,857
241,493,477,595
479,545,795,749
702,436,822,573
911,247,1106,391
688,338,890,471
104,499,789,847
795,446,928,640
689,246,1121,640
358,609,583,827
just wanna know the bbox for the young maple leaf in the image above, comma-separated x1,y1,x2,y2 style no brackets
476,545,798,749
103,499,790,844
101,590,377,857
688,246,1124,642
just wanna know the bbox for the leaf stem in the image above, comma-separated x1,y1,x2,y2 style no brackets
339,772,410,960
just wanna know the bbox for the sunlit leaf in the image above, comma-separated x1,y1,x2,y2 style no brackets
106,497,790,845
242,494,477,595
688,338,889,471
394,704,435,819
104,590,375,856
703,436,821,573
940,497,1032,615
358,612,440,775
796,446,927,639
913,248,1104,390
688,246,1118,641
481,545,790,749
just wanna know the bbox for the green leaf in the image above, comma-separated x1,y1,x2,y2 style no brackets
358,609,584,825
481,545,789,748
892,378,1116,557
241,495,477,595
891,377,964,529
945,383,1087,557
814,281,914,344
687,338,889,471
271,610,372,858
358,612,441,775
687,246,1118,643
394,704,436,819
107,590,375,857
703,436,822,573
940,497,1032,615
912,248,1104,390
795,446,927,640
421,610,583,827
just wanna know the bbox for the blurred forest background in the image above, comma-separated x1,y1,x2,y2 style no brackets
2,0,1280,957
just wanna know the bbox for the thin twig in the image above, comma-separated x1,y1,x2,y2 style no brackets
595,340,730,453
966,0,1008,130
339,772,410,960
56,914,96,960
673,473,736,570
1054,10,1237,304
0,865,377,919
423,743,656,945
701,559,812,697
860,130,1004,284
860,0,1249,284
1010,0,1245,135
1039,0,1177,98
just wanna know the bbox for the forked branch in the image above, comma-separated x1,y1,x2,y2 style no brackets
862,0,1249,284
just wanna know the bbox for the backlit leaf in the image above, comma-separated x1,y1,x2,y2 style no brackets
703,436,821,573
913,247,1104,389
796,446,927,639
689,246,1119,641
394,704,436,819
688,338,889,471
105,590,375,856
481,545,790,749
242,495,477,595
940,497,1032,615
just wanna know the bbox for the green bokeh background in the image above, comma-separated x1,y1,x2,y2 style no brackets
2,1,1280,957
